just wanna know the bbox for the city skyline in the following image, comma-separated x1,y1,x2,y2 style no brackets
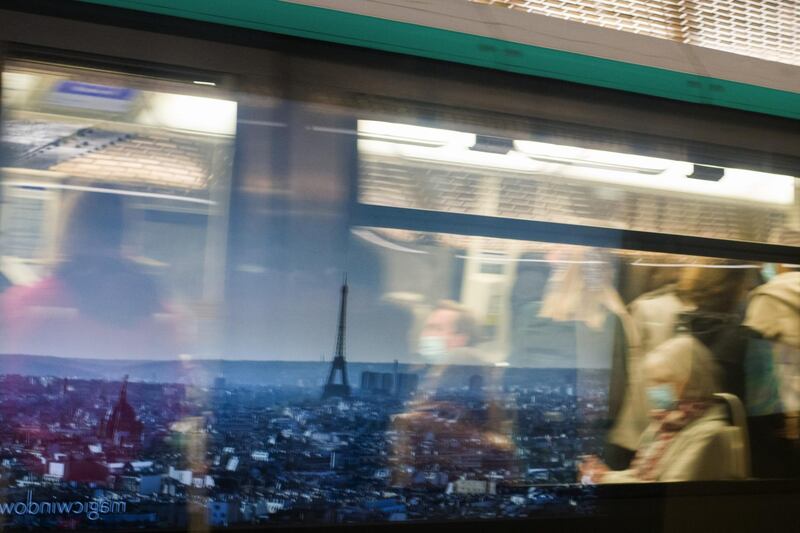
0,357,605,528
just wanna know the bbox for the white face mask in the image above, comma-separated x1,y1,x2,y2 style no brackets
418,336,447,361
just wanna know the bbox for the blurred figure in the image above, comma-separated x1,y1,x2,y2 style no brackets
745,264,800,349
0,191,179,358
630,278,686,354
580,334,744,483
533,251,641,469
742,264,800,477
509,257,573,368
390,300,515,488
608,275,688,464
607,263,750,469
509,254,560,365
675,265,751,399
417,300,482,366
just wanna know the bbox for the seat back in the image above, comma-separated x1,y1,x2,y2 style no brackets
714,392,752,479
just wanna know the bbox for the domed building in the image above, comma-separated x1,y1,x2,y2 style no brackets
99,375,143,445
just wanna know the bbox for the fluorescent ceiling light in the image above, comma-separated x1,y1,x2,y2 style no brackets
514,140,675,174
144,93,237,136
2,71,37,92
358,122,796,206
1,71,37,107
358,120,475,147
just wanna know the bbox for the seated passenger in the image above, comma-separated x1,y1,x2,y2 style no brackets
580,334,742,483
611,264,751,463
0,191,180,359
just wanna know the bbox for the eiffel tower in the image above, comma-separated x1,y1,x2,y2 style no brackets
322,279,351,399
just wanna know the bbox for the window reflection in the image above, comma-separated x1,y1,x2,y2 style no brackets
345,227,798,484
0,62,236,358
1,60,800,531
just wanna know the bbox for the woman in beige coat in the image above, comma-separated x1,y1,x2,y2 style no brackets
581,334,744,483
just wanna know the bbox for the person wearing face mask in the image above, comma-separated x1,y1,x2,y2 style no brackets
417,300,483,366
579,334,744,483
391,301,514,487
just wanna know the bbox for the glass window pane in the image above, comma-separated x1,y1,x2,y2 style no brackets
0,62,236,358
2,59,799,531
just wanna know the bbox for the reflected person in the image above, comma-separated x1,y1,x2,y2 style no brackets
391,300,516,487
417,300,483,366
0,191,180,359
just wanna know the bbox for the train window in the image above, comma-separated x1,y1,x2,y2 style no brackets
0,61,236,358
1,52,800,530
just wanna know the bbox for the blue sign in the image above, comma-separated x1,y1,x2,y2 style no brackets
49,81,137,113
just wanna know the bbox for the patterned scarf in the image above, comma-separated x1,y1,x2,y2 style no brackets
629,401,710,481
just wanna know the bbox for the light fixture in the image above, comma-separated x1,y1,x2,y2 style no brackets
358,121,797,206
358,120,475,147
688,164,725,181
144,93,237,136
513,139,675,174
471,135,515,154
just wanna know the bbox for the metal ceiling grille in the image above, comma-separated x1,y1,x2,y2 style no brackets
471,0,800,67
359,153,797,246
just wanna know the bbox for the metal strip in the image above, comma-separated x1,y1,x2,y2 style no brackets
352,204,800,263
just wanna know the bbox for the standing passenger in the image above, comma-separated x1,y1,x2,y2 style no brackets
743,264,800,477
675,265,751,400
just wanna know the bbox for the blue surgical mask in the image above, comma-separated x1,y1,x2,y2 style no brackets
761,263,777,282
646,384,677,410
418,336,447,361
